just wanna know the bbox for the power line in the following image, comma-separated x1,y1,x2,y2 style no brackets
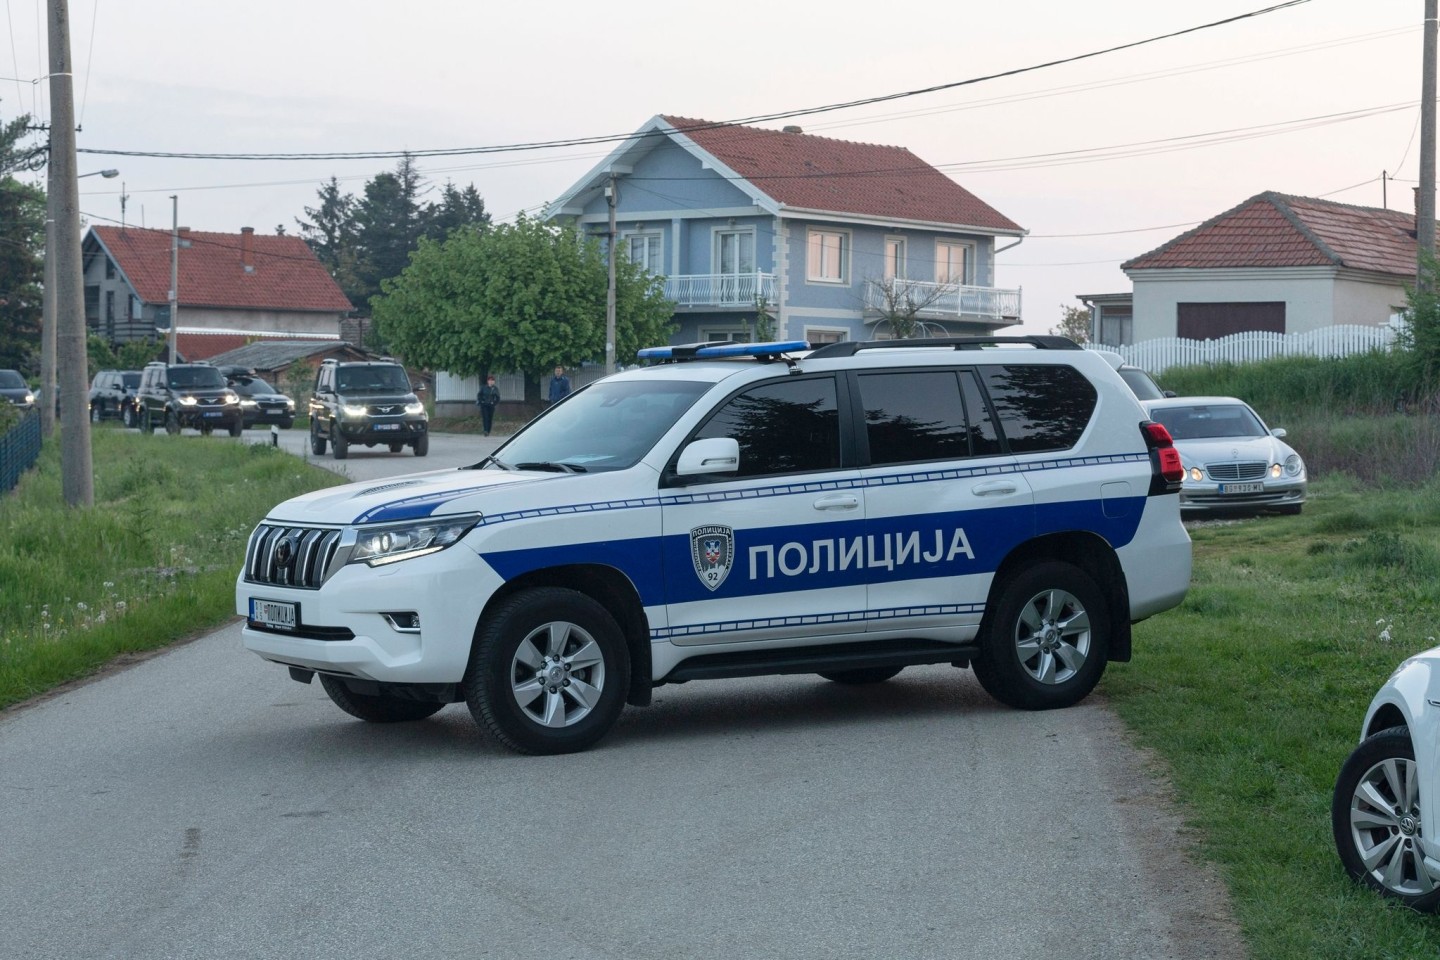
76,1,1312,163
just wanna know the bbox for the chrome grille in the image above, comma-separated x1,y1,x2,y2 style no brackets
245,523,345,589
368,403,404,416
1206,461,1267,481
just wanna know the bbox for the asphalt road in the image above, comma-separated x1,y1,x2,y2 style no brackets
0,431,1245,960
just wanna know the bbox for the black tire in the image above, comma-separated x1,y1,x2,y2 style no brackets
90,403,102,423
1332,727,1440,911
122,405,135,428
165,410,181,435
141,408,155,434
278,418,293,430
228,419,243,437
332,427,349,460
309,421,326,456
388,442,403,453
318,674,446,724
971,561,1109,711
1277,504,1303,516
464,587,629,755
818,666,904,684
414,432,429,457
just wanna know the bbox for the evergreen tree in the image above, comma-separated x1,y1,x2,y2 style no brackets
425,181,490,242
0,112,46,373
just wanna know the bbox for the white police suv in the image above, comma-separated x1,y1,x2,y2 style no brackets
238,337,1191,754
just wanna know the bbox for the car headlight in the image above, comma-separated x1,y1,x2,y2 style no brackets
405,401,425,415
1270,463,1282,478
240,399,259,408
342,404,368,418
1284,454,1303,477
224,392,239,405
285,399,295,410
179,395,198,406
1188,466,1204,482
348,515,480,567
23,392,34,404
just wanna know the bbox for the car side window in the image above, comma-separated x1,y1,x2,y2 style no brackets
692,376,840,478
856,371,971,465
960,370,1003,457
980,364,1097,454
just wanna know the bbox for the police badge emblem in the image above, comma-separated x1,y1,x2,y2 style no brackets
690,524,734,592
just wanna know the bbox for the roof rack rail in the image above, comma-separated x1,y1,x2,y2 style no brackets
805,336,1080,360
637,340,810,363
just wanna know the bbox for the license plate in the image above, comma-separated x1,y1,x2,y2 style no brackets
374,423,401,431
250,598,298,630
264,405,282,412
202,411,222,418
1219,482,1263,494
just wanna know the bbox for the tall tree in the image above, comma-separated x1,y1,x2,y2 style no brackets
371,215,675,402
351,154,427,310
296,176,361,307
0,112,46,373
425,181,490,242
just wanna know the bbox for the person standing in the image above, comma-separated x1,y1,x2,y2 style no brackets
548,365,572,407
476,374,500,437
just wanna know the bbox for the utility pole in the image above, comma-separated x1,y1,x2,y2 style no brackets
168,196,179,364
1420,0,1437,287
48,0,92,507
605,175,618,376
40,140,56,437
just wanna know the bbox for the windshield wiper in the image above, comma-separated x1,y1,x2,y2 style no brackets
515,461,587,474
470,455,512,471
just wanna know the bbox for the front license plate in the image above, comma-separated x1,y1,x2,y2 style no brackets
1219,482,1264,494
202,411,222,418
250,598,298,630
374,423,401,431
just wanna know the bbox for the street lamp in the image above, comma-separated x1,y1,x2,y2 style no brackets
40,167,121,436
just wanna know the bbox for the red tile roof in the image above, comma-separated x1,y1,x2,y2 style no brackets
661,116,1022,233
1123,192,1421,275
90,226,354,313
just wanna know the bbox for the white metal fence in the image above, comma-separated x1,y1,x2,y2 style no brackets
1093,324,1399,374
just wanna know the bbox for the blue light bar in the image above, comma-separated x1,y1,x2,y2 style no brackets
637,340,811,362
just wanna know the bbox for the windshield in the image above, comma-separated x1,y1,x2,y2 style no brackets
494,379,711,472
1118,367,1164,401
169,367,225,389
234,377,278,395
0,370,24,389
121,372,140,389
1150,403,1267,440
337,366,409,393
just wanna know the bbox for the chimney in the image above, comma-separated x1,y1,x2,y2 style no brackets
177,226,192,248
241,226,255,273
782,125,803,134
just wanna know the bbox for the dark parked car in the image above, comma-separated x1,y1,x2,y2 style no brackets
226,372,295,429
88,369,142,425
0,369,35,409
136,361,243,436
308,358,428,459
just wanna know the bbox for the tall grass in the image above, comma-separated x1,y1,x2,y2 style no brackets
0,426,341,708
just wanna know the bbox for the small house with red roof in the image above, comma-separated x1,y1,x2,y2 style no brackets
546,115,1026,344
82,225,354,360
1120,192,1417,344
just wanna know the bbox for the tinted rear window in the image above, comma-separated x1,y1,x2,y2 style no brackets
857,371,972,465
981,365,1096,453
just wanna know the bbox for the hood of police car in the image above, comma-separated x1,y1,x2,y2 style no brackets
262,465,589,526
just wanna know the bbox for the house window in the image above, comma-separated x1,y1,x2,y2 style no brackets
1177,302,1285,339
884,237,906,280
805,326,847,345
105,257,116,280
627,233,663,274
129,294,141,321
935,241,972,285
807,229,849,283
714,230,755,304
1098,309,1133,346
84,285,99,323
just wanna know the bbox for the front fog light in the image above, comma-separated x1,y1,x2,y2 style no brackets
1188,466,1204,482
349,514,481,567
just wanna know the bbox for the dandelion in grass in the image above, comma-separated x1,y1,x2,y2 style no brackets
1378,620,1393,642
115,601,127,612
103,581,114,589
76,602,87,612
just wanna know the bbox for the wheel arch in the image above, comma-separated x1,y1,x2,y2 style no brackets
982,531,1132,662
1365,705,1408,740
477,563,652,706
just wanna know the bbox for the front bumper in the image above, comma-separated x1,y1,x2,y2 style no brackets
1178,478,1306,513
177,406,241,429
237,540,492,685
338,417,427,444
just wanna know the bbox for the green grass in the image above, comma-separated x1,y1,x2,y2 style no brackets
1103,479,1440,959
0,425,342,708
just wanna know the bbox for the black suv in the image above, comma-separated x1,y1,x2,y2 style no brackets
136,361,243,436
88,369,142,426
308,359,428,459
221,369,296,429
0,369,34,409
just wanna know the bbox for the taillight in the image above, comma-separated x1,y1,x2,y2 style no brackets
1141,420,1184,485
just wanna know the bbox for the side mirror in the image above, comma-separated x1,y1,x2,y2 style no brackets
676,437,740,476
1162,390,1177,398
413,382,426,392
1270,427,1287,439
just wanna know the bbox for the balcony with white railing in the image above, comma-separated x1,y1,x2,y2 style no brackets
863,278,1021,324
663,272,776,309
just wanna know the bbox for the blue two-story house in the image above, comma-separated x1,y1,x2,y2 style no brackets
546,115,1027,346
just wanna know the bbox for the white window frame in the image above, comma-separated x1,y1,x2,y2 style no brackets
624,231,664,275
699,325,747,343
804,325,849,345
712,228,757,275
806,228,851,284
935,240,974,285
883,236,906,280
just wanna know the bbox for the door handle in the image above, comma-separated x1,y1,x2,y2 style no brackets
971,480,1018,497
813,494,860,511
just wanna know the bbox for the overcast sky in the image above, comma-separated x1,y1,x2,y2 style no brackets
3,0,1428,334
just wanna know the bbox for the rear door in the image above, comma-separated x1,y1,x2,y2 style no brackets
659,373,868,646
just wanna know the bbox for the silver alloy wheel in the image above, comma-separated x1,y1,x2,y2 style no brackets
1011,587,1091,685
1347,755,1436,898
509,620,606,728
